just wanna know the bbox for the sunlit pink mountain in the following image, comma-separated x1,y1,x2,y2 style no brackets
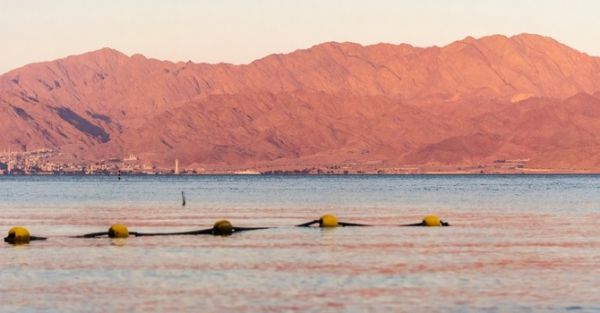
2,33,600,172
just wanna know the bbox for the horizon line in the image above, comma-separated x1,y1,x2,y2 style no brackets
2,32,592,76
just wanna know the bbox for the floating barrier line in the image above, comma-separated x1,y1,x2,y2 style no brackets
4,215,449,245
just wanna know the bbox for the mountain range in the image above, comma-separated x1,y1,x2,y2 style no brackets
2,33,600,172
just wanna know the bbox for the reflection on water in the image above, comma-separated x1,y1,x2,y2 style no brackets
1,175,600,312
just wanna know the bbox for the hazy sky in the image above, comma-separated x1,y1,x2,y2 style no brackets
2,0,600,74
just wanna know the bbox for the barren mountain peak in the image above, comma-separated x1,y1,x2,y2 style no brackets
74,47,129,61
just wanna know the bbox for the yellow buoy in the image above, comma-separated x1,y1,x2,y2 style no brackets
6,226,31,244
319,214,338,228
213,220,233,236
422,215,442,227
108,224,129,238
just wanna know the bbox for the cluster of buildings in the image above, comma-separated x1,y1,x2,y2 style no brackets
0,150,188,176
0,149,61,175
0,149,533,176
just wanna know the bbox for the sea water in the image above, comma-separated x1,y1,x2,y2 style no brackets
1,175,599,312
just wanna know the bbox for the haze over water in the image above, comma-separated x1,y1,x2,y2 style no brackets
1,175,599,312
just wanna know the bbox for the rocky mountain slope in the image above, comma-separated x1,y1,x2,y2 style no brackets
2,34,600,171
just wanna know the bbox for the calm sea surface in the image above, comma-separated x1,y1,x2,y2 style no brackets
1,175,599,312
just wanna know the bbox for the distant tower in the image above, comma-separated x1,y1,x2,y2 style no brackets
7,148,11,175
174,159,179,175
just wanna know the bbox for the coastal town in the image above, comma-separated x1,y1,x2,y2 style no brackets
0,149,554,176
0,149,184,175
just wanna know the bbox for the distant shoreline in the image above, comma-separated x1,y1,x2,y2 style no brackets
3,172,600,177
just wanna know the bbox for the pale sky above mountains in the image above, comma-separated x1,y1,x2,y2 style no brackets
1,0,599,74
